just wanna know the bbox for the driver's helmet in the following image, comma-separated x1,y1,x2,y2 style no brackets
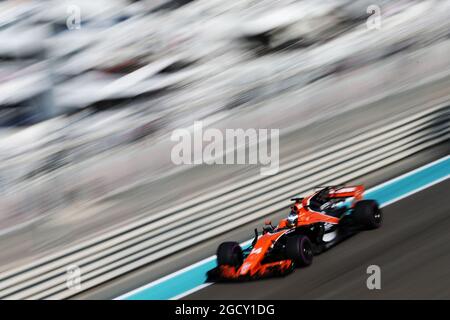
287,210,298,227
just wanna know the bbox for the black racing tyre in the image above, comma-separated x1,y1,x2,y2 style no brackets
353,200,382,229
217,242,243,267
286,235,313,267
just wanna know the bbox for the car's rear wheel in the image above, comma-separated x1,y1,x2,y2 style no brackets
286,235,313,267
217,242,243,267
353,200,382,229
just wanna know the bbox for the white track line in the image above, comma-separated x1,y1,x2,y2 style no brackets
367,155,448,193
115,239,253,300
378,174,450,208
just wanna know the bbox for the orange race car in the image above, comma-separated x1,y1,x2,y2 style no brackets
207,185,382,281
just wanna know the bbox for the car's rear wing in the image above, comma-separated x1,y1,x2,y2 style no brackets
313,185,364,199
327,185,364,200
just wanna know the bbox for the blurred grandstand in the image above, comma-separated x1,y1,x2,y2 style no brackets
0,0,449,265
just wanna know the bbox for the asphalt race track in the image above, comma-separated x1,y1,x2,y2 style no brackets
187,178,450,299
75,149,449,300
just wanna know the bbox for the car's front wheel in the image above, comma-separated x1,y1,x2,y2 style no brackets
286,235,313,267
217,242,243,267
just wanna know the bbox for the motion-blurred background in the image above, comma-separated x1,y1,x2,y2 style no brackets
0,0,449,276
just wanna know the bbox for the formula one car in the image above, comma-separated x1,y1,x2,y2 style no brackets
207,185,382,281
